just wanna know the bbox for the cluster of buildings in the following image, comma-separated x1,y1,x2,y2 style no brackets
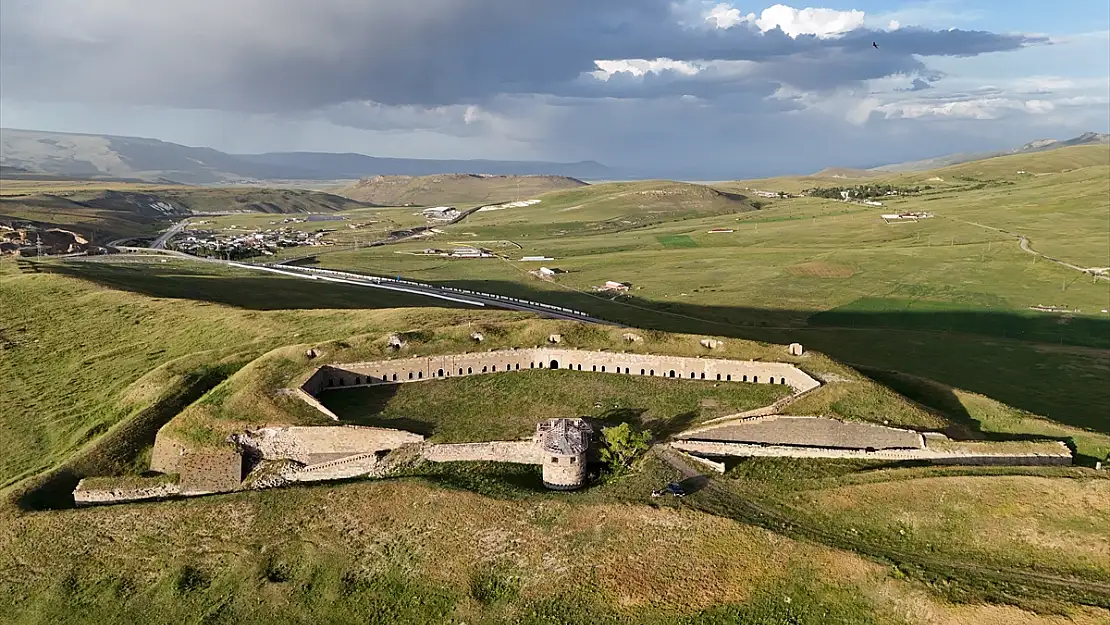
416,246,496,259
171,227,334,258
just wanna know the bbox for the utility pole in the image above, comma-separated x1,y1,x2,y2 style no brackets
35,234,43,257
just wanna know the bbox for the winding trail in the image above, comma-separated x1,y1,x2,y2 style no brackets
944,216,1109,281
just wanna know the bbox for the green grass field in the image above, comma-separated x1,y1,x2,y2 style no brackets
321,370,791,441
301,145,1110,433
2,146,1109,623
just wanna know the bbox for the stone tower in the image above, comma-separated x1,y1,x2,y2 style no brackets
535,418,592,490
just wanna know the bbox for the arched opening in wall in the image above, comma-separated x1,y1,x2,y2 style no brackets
468,367,473,374
408,372,413,380
780,377,786,385
716,374,721,381
743,375,748,382
459,368,463,376
482,366,488,373
438,369,444,378
650,369,655,376
354,376,362,385
641,369,646,375
515,364,520,370
506,363,510,371
753,376,758,383
690,372,695,379
392,374,398,382
592,365,597,372
550,360,559,369
726,375,732,381
418,372,423,379
669,370,675,378
530,362,535,369
327,378,335,387
700,373,705,379
578,364,582,371
492,365,497,372
339,378,346,386
625,367,630,374
601,366,606,372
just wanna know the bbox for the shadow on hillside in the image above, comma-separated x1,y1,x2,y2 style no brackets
590,408,702,442
861,367,1103,467
315,385,440,434
35,261,476,311
30,260,1110,436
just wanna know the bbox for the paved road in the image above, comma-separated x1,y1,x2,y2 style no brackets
150,219,190,250
91,247,618,325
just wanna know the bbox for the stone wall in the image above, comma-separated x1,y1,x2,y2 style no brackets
542,452,587,489
423,441,542,464
669,440,1073,466
73,481,182,506
308,348,821,396
149,433,189,474
179,449,244,494
231,425,424,464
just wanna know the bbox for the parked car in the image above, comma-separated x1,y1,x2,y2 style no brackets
651,482,686,498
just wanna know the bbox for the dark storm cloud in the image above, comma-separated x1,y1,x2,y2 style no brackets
0,0,1044,112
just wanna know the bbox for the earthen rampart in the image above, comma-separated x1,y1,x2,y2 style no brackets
307,348,821,395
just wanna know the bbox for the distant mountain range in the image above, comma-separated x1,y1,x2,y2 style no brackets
0,128,613,184
871,132,1110,173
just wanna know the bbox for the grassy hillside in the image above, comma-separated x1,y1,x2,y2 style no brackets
298,146,1109,432
339,174,587,206
2,253,1109,622
0,259,486,488
0,181,372,244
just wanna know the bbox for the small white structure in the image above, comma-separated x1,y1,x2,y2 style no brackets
548,334,562,344
700,339,724,350
422,206,459,220
788,343,804,356
521,256,554,261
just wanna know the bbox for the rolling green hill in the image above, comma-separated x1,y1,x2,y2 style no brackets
338,173,588,206
307,146,1110,430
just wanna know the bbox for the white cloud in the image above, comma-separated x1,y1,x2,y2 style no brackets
592,58,703,80
703,3,866,39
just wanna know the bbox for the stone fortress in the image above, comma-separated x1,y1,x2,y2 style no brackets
73,340,1074,506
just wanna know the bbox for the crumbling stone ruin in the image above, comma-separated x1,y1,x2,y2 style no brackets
622,333,643,343
388,334,406,349
700,338,724,349
788,343,804,356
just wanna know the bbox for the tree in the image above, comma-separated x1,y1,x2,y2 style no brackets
599,422,652,473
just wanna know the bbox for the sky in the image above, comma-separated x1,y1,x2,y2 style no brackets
1,0,1107,178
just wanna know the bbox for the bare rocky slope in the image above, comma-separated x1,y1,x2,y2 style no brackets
339,173,588,206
